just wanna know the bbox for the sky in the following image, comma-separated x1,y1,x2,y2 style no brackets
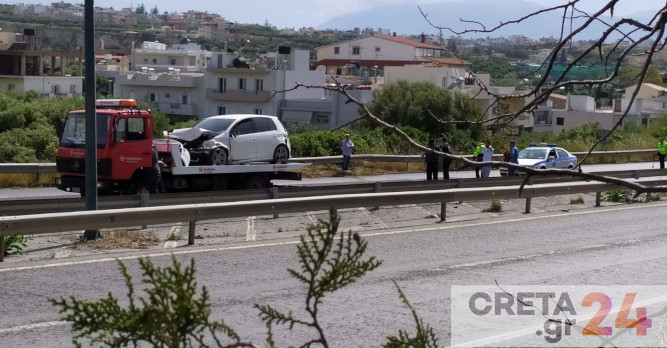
13,0,664,29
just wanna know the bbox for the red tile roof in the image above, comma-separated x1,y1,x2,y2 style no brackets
375,35,442,50
422,57,471,67
314,59,443,68
549,93,567,100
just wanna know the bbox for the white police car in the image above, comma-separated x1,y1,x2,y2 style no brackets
500,144,577,175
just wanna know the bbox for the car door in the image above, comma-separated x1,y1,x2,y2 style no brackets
555,148,573,168
546,148,558,168
252,117,277,160
228,119,256,162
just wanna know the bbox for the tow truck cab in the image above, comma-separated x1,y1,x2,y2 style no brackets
57,99,154,195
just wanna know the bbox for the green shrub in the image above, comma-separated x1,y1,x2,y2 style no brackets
604,189,633,202
3,235,29,255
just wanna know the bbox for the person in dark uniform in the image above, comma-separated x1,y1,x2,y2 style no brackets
424,138,439,180
144,145,162,194
441,139,452,179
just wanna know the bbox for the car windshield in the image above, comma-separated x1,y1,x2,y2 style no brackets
518,148,547,160
60,113,110,149
194,118,235,133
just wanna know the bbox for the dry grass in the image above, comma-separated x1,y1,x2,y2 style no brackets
299,161,425,178
570,196,585,204
482,200,503,213
0,173,59,188
72,230,160,250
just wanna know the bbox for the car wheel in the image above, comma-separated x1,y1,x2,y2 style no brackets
540,165,547,169
272,144,289,164
568,164,574,169
209,147,228,165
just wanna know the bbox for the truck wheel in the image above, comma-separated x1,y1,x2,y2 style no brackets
245,175,268,189
210,148,228,165
272,144,289,164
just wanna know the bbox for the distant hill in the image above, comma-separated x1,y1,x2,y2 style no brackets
317,0,656,40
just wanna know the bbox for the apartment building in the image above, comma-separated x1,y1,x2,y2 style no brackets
130,41,212,73
203,47,325,118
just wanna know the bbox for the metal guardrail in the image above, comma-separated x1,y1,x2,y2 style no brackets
0,169,663,216
1,175,666,261
0,150,657,173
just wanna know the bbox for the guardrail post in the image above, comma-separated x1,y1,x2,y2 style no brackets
440,202,446,222
633,170,640,179
35,172,41,187
525,177,534,214
272,186,279,218
188,221,196,245
0,236,4,262
596,192,601,207
373,182,381,210
140,189,149,229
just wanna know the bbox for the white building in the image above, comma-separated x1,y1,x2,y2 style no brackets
130,41,212,73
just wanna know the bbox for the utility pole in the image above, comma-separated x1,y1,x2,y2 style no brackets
84,0,100,240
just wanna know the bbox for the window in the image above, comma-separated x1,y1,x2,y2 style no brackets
218,77,226,93
375,46,381,52
442,77,447,87
336,68,342,75
152,58,158,64
239,78,246,90
255,79,264,92
556,117,564,125
115,117,146,142
181,95,188,104
170,58,176,65
253,117,272,132
143,58,148,63
313,112,329,124
352,46,360,55
52,85,61,94
464,78,475,85
231,119,253,135
7,83,14,91
556,149,568,158
217,106,226,115
165,93,170,98
253,108,262,115
70,84,77,94
149,93,156,102
334,46,340,54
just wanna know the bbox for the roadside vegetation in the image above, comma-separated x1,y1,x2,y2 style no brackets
51,209,439,347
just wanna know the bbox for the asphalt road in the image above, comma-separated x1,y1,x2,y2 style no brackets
1,201,666,347
0,161,659,199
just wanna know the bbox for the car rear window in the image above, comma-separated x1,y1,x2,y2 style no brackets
253,117,272,132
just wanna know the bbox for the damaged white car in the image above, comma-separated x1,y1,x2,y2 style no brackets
166,115,291,165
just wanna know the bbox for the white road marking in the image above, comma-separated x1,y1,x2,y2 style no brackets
246,216,256,242
1,202,666,274
0,321,69,334
410,204,439,218
306,212,317,223
357,207,388,229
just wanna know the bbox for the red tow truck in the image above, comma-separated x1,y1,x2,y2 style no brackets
56,99,307,195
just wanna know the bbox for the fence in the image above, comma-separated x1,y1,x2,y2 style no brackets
1,175,665,261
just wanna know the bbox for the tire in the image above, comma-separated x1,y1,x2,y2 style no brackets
540,166,547,169
568,164,574,169
209,147,228,165
272,144,289,164
244,175,268,189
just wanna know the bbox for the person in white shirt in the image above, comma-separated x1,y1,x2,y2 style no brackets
481,140,494,178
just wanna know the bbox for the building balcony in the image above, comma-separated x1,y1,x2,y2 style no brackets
135,64,201,72
206,66,271,75
157,102,197,116
118,73,201,87
205,88,272,102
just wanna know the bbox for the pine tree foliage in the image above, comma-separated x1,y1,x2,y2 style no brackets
383,280,439,348
50,256,256,348
256,208,383,348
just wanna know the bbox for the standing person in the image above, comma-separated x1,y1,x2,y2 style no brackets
342,133,355,172
441,139,452,180
424,138,439,180
508,140,519,175
144,145,162,194
658,137,667,169
480,140,494,178
473,143,484,178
